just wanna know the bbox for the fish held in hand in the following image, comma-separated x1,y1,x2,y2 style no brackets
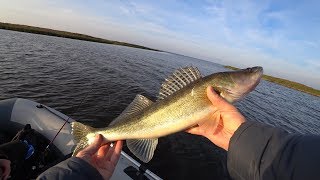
71,66,263,162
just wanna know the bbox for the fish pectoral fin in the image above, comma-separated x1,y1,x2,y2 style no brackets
127,138,158,163
109,94,153,126
71,122,94,143
158,66,202,100
72,138,89,156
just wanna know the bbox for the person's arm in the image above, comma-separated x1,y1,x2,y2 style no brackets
187,86,320,180
37,157,105,180
228,121,320,180
37,135,123,180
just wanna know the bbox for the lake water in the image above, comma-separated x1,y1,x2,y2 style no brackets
1,29,319,179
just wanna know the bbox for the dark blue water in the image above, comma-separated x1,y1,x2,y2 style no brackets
1,29,319,179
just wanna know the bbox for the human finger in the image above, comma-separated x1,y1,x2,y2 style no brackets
185,125,202,135
110,141,123,164
97,143,110,158
206,86,229,106
81,134,103,155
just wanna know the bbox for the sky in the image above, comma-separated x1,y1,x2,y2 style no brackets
0,0,319,89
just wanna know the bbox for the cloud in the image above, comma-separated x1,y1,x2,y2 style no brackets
0,0,319,89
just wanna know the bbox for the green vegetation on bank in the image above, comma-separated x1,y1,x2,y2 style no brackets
224,66,320,97
0,22,159,51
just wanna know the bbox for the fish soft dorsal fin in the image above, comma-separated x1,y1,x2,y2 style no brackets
109,94,153,126
127,138,158,163
158,66,202,100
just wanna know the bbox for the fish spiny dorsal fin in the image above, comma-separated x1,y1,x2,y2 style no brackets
109,94,153,126
158,66,202,100
127,138,158,163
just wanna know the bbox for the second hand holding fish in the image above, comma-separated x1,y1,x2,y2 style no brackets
186,86,246,151
76,134,123,180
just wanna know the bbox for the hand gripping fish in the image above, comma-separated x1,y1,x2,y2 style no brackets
71,66,263,162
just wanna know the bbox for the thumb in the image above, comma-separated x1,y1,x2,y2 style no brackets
206,86,228,107
186,125,202,135
82,134,103,155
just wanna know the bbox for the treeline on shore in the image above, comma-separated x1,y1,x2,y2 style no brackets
0,22,159,51
224,66,320,97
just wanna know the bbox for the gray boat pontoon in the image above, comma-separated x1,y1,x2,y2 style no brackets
0,98,161,180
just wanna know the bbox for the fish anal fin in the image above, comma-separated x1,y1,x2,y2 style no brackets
127,138,158,163
109,95,153,126
158,66,202,100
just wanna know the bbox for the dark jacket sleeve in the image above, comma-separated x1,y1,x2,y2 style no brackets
37,157,103,180
227,121,320,180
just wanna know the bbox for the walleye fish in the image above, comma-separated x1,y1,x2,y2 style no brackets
71,66,263,162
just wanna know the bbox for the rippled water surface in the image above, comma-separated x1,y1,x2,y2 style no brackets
1,29,320,179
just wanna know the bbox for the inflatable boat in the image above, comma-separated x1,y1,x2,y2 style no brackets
0,98,161,180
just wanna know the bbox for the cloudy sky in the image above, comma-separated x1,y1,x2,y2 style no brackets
1,0,319,89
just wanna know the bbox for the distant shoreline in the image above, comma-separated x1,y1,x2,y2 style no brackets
1,22,318,97
0,22,159,51
224,66,320,97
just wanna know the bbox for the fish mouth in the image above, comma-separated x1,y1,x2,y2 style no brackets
245,66,263,88
246,66,263,77
227,66,263,101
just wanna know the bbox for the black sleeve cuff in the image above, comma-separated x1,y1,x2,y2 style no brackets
37,157,104,180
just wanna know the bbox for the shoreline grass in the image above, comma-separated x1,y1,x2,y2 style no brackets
0,22,159,51
224,66,319,97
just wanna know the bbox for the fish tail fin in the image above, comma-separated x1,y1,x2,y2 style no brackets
72,138,88,156
71,122,95,156
71,122,94,143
